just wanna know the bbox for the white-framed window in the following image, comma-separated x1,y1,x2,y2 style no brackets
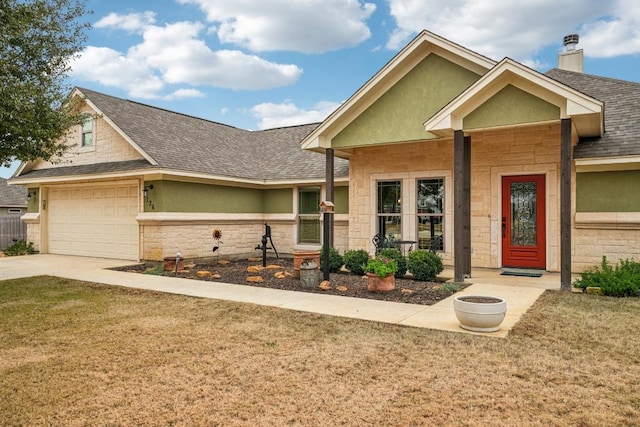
417,178,444,251
81,118,94,147
377,180,402,240
297,186,321,244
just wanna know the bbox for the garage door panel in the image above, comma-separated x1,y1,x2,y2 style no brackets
48,184,139,260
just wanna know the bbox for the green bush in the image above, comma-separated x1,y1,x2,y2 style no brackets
343,249,370,276
320,247,344,273
142,264,165,276
573,256,640,297
3,240,35,256
407,249,444,281
378,248,407,278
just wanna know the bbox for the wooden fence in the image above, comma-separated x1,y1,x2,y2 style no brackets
0,216,27,249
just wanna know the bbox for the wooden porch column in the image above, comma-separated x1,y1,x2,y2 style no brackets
322,148,335,281
326,148,334,247
454,130,471,282
560,118,572,291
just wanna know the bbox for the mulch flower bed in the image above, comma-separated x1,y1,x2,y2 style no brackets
116,257,467,306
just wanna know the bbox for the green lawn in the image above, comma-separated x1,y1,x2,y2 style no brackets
1,276,639,425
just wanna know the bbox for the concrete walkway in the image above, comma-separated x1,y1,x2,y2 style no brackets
0,254,561,337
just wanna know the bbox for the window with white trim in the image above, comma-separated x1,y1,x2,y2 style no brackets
417,178,444,251
81,118,94,147
377,180,402,240
297,186,320,244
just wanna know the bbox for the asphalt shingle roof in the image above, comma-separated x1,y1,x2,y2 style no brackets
546,68,640,159
0,178,27,207
77,88,348,181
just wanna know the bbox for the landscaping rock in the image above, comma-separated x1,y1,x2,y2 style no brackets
336,286,348,292
196,270,213,278
246,265,263,273
246,276,263,283
319,280,332,290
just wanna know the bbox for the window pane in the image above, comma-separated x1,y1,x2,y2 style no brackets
417,178,444,251
378,215,401,240
377,181,401,214
298,217,320,244
417,179,443,214
418,215,443,251
299,187,320,214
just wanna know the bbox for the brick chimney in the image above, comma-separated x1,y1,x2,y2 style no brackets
558,34,583,72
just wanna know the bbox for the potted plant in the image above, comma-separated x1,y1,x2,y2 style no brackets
363,255,399,292
453,295,507,332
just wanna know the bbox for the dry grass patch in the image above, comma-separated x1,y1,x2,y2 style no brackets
1,276,639,426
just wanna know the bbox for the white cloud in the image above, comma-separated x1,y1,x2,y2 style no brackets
385,0,640,65
94,11,156,33
71,16,303,98
178,0,376,53
164,88,205,100
251,100,340,129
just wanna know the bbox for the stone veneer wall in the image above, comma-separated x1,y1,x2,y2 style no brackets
139,215,349,261
348,123,565,271
32,109,143,170
573,215,640,271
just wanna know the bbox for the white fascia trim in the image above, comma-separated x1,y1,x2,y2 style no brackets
424,58,603,133
74,88,158,166
8,169,153,185
300,30,495,151
575,156,640,172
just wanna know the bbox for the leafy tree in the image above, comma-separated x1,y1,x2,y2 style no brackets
0,0,91,167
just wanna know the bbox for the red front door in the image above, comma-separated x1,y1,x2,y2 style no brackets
501,175,546,269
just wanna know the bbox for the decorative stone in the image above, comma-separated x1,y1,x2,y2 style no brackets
217,260,231,265
267,264,284,269
319,280,332,290
247,257,262,262
246,265,263,273
585,286,603,295
196,270,212,278
274,271,286,279
246,276,263,283
184,263,196,269
212,274,221,279
336,286,348,292
283,272,293,278
400,288,414,295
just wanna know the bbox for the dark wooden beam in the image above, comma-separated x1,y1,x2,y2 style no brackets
323,148,335,281
326,148,334,247
454,130,471,282
560,118,572,291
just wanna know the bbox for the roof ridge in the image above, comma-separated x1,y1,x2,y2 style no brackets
75,86,246,132
545,68,640,88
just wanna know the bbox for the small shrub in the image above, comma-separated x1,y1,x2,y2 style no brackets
343,249,369,276
364,255,399,278
3,240,35,256
320,247,344,273
439,283,461,294
142,264,165,276
378,248,407,278
407,249,444,281
573,256,640,297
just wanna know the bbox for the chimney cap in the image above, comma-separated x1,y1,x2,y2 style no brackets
563,34,579,51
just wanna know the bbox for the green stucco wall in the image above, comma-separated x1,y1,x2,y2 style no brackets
147,181,264,213
332,54,481,148
576,171,640,212
334,186,349,214
464,84,560,129
263,188,293,213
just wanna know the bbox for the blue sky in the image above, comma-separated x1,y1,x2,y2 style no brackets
3,0,640,178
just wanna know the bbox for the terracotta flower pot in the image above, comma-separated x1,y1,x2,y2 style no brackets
366,273,395,292
453,295,507,332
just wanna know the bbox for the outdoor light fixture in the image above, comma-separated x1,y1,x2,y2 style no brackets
27,190,37,201
143,184,153,198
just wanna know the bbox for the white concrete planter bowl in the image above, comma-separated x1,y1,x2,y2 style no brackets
453,295,507,332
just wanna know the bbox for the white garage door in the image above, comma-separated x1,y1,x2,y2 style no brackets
48,183,139,260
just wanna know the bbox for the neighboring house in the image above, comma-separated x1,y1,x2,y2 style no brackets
0,178,27,249
301,30,640,286
10,88,349,261
10,30,640,287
